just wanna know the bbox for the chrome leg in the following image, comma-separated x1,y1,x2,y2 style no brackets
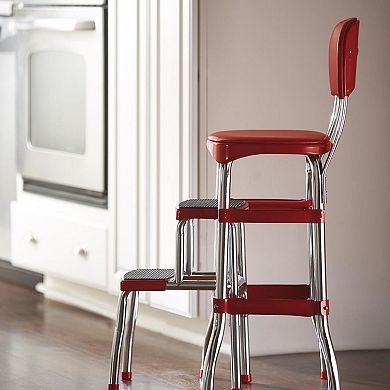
236,223,244,278
236,223,251,382
201,163,232,390
230,314,242,389
185,219,195,276
306,159,326,379
312,221,340,390
109,291,130,385
240,315,251,382
201,312,227,390
175,219,188,285
310,219,332,381
122,291,139,380
229,224,242,389
320,352,327,379
309,156,341,390
200,307,214,378
314,314,340,389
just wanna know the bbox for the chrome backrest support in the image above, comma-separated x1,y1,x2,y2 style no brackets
321,96,348,176
326,96,341,143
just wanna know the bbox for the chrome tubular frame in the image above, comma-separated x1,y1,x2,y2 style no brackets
306,158,327,377
308,156,340,390
306,158,326,375
237,222,251,380
175,219,188,285
175,201,195,283
236,223,245,278
185,219,195,276
200,306,215,376
166,280,216,290
229,223,242,389
305,96,348,389
326,96,341,143
190,271,216,278
201,162,232,390
109,291,130,385
322,97,348,181
122,291,139,376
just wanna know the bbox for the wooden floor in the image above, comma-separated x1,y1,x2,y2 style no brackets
0,280,389,390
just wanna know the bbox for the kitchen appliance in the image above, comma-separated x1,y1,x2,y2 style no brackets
14,0,107,206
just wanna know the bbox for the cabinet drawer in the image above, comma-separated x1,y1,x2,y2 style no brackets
11,202,107,289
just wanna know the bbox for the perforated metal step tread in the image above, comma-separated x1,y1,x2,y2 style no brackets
124,269,175,281
179,198,246,209
121,269,175,292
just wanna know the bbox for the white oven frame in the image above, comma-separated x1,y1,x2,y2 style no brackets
15,5,106,201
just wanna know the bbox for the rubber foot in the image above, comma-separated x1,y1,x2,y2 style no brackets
231,388,242,390
108,385,119,390
122,371,132,381
199,369,203,379
241,374,253,384
320,370,328,380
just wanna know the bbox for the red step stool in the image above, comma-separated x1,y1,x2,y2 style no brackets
108,17,360,390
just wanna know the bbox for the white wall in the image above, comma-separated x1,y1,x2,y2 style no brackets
199,0,390,355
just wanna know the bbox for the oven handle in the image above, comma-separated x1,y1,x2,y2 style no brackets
15,18,96,32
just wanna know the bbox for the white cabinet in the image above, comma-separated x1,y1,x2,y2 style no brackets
111,0,198,317
0,52,16,261
11,201,108,289
8,0,198,320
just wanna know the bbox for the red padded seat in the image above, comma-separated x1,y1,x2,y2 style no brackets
207,130,332,163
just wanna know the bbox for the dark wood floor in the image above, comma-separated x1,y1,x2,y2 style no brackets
0,280,389,390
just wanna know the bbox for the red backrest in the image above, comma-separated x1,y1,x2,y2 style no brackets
329,18,360,98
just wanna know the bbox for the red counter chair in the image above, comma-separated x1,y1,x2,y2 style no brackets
201,17,359,390
108,17,359,390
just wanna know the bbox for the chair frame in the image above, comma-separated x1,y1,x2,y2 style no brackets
108,17,359,390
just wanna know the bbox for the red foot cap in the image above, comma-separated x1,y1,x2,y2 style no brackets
199,369,203,379
320,370,328,380
122,371,132,381
241,374,253,384
108,385,119,390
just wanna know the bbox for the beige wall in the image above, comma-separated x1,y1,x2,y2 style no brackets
198,0,390,355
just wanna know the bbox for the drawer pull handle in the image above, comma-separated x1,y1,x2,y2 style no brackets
26,235,38,245
74,247,88,258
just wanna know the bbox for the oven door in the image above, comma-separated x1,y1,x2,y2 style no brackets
15,6,106,201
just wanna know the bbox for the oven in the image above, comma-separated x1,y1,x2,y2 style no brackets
14,2,107,206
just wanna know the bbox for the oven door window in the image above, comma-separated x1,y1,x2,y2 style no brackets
16,5,105,194
29,50,86,155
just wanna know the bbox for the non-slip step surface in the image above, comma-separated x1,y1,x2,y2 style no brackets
121,269,176,292
177,199,247,220
178,198,246,209
124,269,175,281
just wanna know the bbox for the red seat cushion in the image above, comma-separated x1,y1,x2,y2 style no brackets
207,130,331,163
